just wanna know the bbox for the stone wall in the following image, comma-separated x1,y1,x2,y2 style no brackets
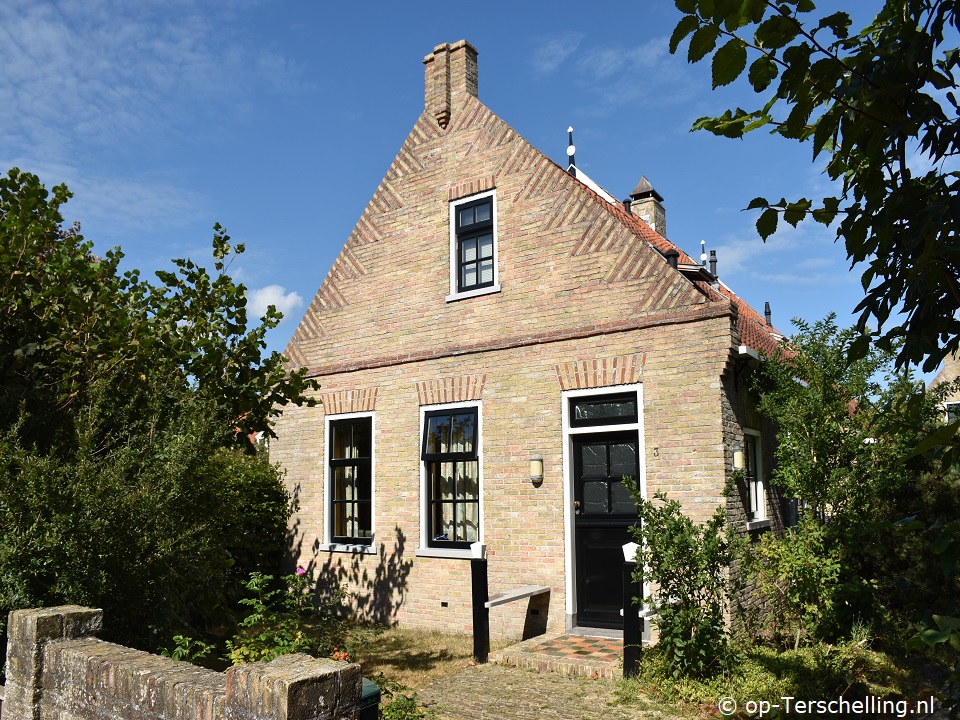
1,606,362,720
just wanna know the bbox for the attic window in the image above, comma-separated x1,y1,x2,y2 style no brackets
447,190,500,302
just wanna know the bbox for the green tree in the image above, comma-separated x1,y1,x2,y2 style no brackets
670,0,960,372
0,167,316,447
750,315,960,640
0,167,318,651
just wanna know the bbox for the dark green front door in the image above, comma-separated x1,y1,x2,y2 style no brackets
573,431,640,629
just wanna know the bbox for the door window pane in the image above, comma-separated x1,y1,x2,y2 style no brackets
611,481,638,514
581,444,608,478
583,480,609,513
610,442,638,479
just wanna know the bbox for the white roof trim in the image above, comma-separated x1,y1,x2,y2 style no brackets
567,164,616,203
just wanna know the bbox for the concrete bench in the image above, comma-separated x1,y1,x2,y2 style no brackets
484,584,550,609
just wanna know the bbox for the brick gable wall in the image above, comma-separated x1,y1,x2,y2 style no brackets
273,41,774,640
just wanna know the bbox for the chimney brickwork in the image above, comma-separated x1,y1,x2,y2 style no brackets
423,40,478,129
629,176,666,238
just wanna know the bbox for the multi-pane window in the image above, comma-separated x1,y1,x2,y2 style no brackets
329,417,372,544
947,402,960,423
744,433,765,522
455,196,494,292
422,407,480,548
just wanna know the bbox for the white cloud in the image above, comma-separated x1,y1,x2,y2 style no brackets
531,32,585,74
578,38,669,80
563,37,697,116
0,0,305,161
708,211,847,285
248,285,303,323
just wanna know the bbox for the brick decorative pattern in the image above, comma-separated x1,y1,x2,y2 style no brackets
554,354,645,391
1,606,362,720
416,374,486,405
491,634,622,679
319,388,379,415
449,176,495,201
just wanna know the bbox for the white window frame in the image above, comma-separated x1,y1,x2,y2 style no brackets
319,411,377,554
415,400,484,559
446,190,501,302
744,429,770,530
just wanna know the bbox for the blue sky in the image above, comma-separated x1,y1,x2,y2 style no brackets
2,0,874,362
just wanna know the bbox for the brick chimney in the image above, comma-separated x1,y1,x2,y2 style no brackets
424,40,479,129
629,176,666,238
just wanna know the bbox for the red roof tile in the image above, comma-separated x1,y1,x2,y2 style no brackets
563,164,784,357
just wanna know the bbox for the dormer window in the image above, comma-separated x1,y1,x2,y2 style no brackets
447,190,500,302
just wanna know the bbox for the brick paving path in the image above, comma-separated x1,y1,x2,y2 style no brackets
417,664,677,720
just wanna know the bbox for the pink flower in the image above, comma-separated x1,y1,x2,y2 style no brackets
296,566,306,576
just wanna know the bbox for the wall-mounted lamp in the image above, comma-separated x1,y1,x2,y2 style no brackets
732,442,744,471
529,454,544,487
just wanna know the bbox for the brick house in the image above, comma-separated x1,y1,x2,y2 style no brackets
272,40,784,639
930,353,960,421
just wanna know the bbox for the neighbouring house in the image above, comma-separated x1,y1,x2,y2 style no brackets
930,353,960,422
272,40,785,640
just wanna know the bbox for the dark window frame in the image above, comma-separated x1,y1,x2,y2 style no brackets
569,392,639,428
328,416,373,545
455,196,495,293
422,406,480,549
744,433,765,522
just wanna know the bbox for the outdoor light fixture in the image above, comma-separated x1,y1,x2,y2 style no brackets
529,454,544,486
732,442,744,471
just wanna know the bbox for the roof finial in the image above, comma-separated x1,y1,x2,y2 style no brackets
700,239,707,266
566,126,576,177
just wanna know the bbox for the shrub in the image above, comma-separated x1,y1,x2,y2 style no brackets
629,489,738,679
223,570,347,665
0,378,292,653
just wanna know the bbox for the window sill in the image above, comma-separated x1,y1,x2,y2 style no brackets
317,543,376,555
746,519,772,532
415,547,474,560
445,284,501,303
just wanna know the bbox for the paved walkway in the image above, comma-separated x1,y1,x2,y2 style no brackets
417,663,677,720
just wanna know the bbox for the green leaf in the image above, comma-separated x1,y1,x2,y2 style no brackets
741,0,766,24
712,38,747,88
675,0,697,12
670,15,701,54
910,421,960,456
815,11,851,39
934,615,960,632
746,196,770,210
783,198,811,227
756,208,779,238
747,55,778,92
755,15,801,49
688,25,720,63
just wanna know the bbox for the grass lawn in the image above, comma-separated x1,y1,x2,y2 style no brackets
349,626,493,690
